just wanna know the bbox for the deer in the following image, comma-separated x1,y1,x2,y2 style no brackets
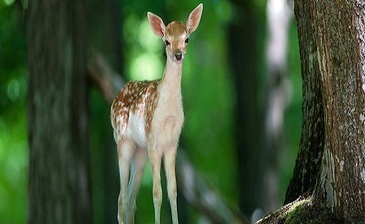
110,4,203,224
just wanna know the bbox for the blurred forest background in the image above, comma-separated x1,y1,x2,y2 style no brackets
0,0,302,223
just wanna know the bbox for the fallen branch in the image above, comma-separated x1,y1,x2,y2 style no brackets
87,50,124,102
176,150,248,224
87,51,248,224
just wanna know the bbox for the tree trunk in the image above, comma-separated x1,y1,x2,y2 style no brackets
26,0,92,223
283,0,365,222
310,1,365,221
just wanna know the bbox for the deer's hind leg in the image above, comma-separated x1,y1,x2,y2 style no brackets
117,138,135,224
126,146,148,223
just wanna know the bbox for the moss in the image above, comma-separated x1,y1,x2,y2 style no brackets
258,197,344,224
280,199,310,223
280,199,342,224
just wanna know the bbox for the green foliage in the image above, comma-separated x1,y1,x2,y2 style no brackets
0,1,27,223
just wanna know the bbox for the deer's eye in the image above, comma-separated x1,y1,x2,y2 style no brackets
185,38,189,44
165,40,170,46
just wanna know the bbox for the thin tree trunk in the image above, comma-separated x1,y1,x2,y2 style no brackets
27,0,92,223
264,0,293,211
228,0,265,217
89,0,123,222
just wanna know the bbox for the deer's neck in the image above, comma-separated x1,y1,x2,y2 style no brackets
159,58,183,102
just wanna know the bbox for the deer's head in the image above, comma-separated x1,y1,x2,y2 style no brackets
147,4,203,63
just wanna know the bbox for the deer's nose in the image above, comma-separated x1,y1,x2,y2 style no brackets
175,53,183,61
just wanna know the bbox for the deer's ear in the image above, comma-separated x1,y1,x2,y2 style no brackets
186,3,203,34
147,12,166,38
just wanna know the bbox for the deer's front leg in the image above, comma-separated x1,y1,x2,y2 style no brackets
117,139,134,224
164,147,179,224
149,149,162,224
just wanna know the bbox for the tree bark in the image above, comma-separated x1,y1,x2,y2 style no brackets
27,0,92,223
283,0,365,222
284,0,325,204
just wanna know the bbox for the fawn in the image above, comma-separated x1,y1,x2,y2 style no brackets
110,4,203,224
